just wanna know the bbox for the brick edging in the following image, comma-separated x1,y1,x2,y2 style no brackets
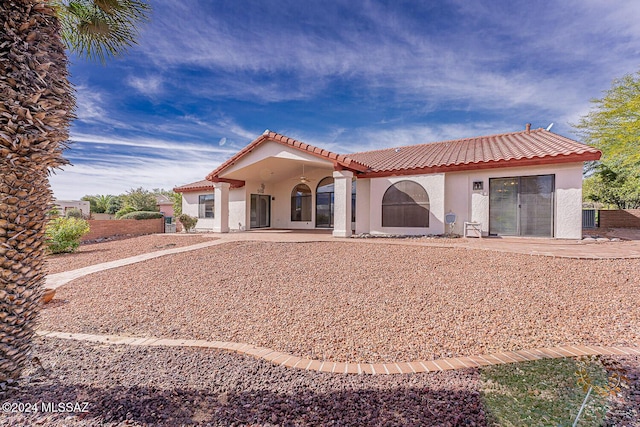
36,331,640,375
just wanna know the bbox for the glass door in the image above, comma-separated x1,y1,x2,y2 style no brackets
250,194,271,228
489,175,554,237
489,178,519,235
316,177,334,228
519,175,554,237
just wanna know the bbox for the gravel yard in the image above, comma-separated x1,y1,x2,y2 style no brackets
40,241,640,364
3,339,638,425
45,234,215,274
2,337,486,426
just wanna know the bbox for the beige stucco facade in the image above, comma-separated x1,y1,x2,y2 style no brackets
180,141,585,239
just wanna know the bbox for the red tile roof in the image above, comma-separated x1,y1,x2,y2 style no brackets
206,130,368,181
173,179,215,193
177,128,601,190
348,128,601,176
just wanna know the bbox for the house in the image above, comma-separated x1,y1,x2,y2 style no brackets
174,125,601,238
156,194,175,218
53,199,91,218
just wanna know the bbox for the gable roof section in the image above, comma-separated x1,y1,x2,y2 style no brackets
173,179,215,193
348,128,601,176
206,130,368,182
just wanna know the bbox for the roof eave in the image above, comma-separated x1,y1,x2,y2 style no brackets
205,132,368,182
173,186,212,193
357,152,602,179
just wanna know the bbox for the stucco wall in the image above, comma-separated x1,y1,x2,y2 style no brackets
182,161,585,238
368,174,446,235
247,168,337,230
157,203,174,218
355,178,371,234
444,163,584,239
181,191,215,231
229,188,246,231
55,200,90,217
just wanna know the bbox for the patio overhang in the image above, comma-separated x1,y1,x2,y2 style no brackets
209,177,246,188
206,130,368,184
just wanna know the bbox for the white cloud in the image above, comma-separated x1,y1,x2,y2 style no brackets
50,126,258,199
69,133,237,155
56,0,638,201
303,121,516,154
127,75,163,96
131,1,639,120
73,85,138,130
49,154,218,200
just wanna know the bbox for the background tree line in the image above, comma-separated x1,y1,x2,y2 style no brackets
81,187,182,218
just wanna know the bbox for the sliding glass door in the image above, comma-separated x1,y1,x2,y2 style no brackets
489,175,554,237
519,175,554,237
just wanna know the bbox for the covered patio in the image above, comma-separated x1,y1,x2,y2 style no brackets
204,131,367,237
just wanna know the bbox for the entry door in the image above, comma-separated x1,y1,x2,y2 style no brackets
250,194,271,228
316,192,334,228
489,175,554,237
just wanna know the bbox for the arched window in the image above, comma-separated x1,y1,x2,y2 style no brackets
316,177,334,228
291,184,312,221
382,180,430,227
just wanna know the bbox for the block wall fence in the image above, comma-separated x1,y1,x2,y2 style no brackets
82,218,164,242
598,209,640,228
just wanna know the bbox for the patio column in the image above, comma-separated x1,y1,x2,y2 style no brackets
355,178,370,234
332,170,353,238
213,182,230,233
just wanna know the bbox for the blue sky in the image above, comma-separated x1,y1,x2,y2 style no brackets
51,0,640,199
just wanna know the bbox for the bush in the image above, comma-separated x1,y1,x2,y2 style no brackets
65,208,85,219
47,206,60,218
46,217,90,254
115,205,136,219
119,211,164,220
178,214,198,232
106,196,124,215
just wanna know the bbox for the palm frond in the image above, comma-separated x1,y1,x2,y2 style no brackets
55,0,150,64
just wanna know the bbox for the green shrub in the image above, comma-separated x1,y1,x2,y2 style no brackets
178,214,198,232
123,187,159,211
46,217,90,254
65,208,85,219
115,205,136,219
119,211,164,220
47,206,60,218
106,196,124,215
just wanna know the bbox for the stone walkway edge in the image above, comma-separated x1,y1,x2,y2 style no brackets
45,239,227,289
36,330,640,375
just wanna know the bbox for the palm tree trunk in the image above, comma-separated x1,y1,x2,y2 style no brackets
0,0,74,382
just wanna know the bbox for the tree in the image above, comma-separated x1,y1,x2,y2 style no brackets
582,164,640,209
574,71,640,208
171,192,182,217
574,72,640,169
81,194,112,213
57,0,150,64
0,0,149,384
122,187,158,212
105,195,123,214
